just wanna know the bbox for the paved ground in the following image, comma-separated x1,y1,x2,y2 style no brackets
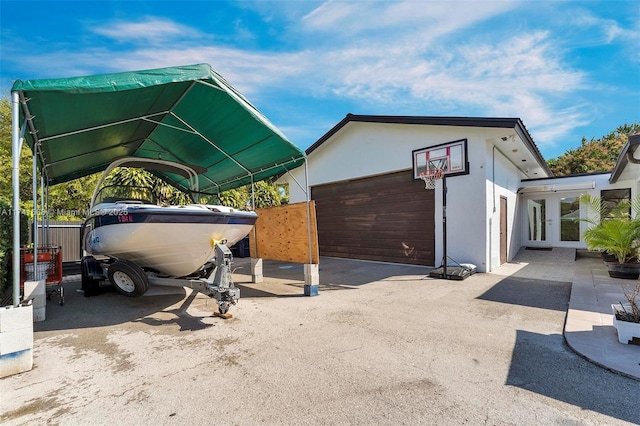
1,251,639,425
565,254,640,380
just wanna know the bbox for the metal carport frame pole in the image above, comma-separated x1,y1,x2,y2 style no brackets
303,159,318,295
11,91,23,307
32,137,38,280
305,159,312,265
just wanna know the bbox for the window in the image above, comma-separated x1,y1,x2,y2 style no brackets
560,196,580,241
601,189,631,219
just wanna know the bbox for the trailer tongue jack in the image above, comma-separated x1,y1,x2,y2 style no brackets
154,243,240,315
206,243,239,315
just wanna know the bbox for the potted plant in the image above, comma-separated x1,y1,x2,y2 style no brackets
611,283,640,344
581,195,640,279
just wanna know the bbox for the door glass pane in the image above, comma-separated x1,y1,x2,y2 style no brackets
527,199,546,241
560,197,580,241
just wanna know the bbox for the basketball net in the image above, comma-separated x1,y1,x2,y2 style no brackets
419,168,445,190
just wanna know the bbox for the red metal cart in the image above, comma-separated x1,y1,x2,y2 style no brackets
19,246,64,305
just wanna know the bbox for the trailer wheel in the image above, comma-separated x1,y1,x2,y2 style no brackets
108,260,149,297
219,302,230,314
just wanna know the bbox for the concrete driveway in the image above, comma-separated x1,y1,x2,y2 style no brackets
1,254,639,425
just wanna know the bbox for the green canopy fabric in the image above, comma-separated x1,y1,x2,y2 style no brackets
11,63,306,193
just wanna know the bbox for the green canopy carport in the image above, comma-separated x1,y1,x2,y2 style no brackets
11,63,306,193
9,63,308,306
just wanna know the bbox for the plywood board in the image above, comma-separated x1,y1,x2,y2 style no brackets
249,201,319,264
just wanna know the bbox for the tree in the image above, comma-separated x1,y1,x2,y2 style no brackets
251,180,286,208
102,167,286,209
46,175,101,220
103,167,193,206
0,98,33,205
547,123,640,176
0,98,100,220
210,179,287,209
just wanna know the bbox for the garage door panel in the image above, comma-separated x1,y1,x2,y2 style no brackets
312,170,435,266
317,210,433,223
316,196,433,215
320,229,434,243
316,218,431,232
318,215,431,230
314,186,419,201
316,195,433,213
313,181,426,201
320,244,434,265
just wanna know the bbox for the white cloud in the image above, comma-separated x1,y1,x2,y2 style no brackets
91,17,203,44
570,8,638,45
301,0,514,40
5,4,612,151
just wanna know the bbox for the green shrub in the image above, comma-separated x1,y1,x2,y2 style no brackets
581,194,640,263
0,198,28,296
0,249,6,298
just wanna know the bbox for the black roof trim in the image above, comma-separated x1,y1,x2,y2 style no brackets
307,114,552,176
610,134,640,184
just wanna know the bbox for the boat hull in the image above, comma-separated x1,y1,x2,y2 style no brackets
85,204,257,277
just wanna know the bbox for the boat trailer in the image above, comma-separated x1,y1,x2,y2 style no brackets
81,243,240,314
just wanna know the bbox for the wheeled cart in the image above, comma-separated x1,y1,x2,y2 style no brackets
19,246,64,305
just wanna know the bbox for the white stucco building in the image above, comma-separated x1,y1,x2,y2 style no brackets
278,115,640,273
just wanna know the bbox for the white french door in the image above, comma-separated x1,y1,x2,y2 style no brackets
526,198,551,245
524,193,584,248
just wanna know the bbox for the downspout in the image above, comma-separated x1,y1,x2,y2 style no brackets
492,146,497,213
627,148,640,164
489,145,497,272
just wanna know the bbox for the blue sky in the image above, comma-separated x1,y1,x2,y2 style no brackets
1,1,638,160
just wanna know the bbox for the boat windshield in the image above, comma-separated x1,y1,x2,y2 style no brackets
94,185,156,205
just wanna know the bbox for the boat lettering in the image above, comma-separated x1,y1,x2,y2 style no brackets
118,214,134,223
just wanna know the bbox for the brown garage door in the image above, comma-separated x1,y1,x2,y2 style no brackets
311,170,435,265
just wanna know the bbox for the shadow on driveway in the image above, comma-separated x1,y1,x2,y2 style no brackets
34,279,199,332
232,257,432,292
477,276,571,312
506,330,640,423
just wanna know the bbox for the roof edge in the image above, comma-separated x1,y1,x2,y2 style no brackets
610,133,640,184
306,114,552,176
11,63,215,93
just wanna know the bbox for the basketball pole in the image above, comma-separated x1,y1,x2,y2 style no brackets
442,173,447,278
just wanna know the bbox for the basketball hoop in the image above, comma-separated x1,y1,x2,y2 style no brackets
419,169,445,190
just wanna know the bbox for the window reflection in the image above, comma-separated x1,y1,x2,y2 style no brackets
527,199,546,241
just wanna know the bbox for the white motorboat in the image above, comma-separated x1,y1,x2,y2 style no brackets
85,202,256,277
83,157,257,278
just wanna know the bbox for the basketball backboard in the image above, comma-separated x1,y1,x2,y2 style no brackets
412,138,468,180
